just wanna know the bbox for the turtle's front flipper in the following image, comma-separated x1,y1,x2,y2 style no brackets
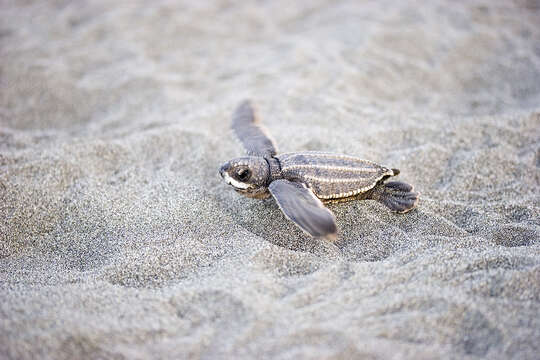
232,100,277,158
269,179,337,241
368,181,418,213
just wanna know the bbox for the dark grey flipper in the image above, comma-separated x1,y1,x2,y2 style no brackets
269,179,338,240
231,100,277,158
368,181,418,213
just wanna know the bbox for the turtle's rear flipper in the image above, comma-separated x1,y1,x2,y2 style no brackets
369,181,418,213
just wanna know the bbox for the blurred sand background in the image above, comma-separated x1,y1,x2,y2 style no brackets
1,1,540,359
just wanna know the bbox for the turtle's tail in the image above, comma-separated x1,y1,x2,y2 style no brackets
368,181,418,213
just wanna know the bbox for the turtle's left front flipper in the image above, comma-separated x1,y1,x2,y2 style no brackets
232,100,277,158
269,179,337,241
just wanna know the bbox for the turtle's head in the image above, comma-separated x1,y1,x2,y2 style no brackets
219,156,270,197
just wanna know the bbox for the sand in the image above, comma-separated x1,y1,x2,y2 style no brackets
1,1,539,359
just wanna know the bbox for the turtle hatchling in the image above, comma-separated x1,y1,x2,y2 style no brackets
219,100,419,240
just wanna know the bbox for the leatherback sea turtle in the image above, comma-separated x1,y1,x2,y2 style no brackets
219,100,418,240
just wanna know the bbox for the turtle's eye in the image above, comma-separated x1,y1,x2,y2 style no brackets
237,168,251,181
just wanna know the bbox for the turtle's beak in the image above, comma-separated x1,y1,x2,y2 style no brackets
219,163,229,179
219,163,251,191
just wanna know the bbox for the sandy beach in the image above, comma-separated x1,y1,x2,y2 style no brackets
1,1,539,359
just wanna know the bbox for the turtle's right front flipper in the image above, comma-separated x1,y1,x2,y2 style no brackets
269,179,337,241
232,100,277,158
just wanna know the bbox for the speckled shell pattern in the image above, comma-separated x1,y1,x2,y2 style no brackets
276,151,395,200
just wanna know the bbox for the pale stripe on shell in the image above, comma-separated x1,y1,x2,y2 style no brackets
314,174,387,199
303,174,376,183
281,164,380,173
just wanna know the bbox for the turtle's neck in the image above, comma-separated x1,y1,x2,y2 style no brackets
265,156,282,185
